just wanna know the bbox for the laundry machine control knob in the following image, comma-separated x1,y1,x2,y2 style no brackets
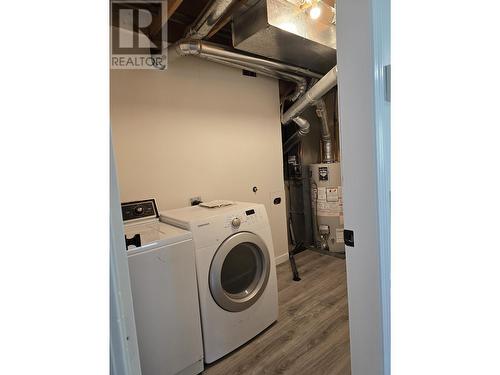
135,206,144,215
231,217,241,228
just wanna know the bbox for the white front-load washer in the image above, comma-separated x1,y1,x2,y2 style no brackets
160,201,279,363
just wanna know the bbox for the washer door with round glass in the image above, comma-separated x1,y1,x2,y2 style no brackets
209,231,271,312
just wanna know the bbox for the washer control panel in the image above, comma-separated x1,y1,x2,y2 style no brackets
231,217,241,228
224,207,262,229
121,199,159,222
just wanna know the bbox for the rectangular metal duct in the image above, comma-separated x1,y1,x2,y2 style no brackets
232,0,337,74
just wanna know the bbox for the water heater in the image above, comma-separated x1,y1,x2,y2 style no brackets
309,162,345,254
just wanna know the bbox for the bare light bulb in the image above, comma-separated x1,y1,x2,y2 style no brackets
310,6,321,20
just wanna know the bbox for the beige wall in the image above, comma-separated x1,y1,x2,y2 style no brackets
111,56,289,263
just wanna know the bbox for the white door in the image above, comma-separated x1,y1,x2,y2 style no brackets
336,0,390,374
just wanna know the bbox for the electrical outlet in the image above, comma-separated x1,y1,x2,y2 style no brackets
190,196,202,206
270,191,283,205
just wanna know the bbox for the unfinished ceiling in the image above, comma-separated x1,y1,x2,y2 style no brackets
111,0,337,72
167,0,234,46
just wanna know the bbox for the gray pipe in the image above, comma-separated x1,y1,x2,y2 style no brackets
315,99,334,163
283,116,311,154
204,56,306,100
169,40,335,159
293,116,311,136
185,0,239,39
207,55,307,101
281,67,338,162
171,40,312,102
173,40,322,80
281,66,338,124
170,2,338,161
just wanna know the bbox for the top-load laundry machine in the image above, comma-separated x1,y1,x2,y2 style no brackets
122,199,204,375
160,201,279,363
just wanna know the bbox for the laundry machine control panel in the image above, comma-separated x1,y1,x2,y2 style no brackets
121,199,159,222
231,217,241,228
223,207,263,230
160,203,271,249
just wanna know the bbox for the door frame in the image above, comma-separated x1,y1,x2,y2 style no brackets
372,0,391,373
336,0,390,374
110,135,142,375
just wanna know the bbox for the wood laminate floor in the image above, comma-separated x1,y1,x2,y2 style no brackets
203,250,351,375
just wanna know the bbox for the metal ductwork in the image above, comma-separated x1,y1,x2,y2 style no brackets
168,1,338,161
282,99,335,163
169,40,320,103
281,66,337,124
315,99,334,163
232,0,337,74
173,40,322,80
283,116,311,154
281,66,338,162
185,0,240,40
169,40,337,160
205,55,308,101
293,116,310,136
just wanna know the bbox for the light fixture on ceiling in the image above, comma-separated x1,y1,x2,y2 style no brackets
309,6,321,20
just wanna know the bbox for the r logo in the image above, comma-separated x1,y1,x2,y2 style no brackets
110,1,166,69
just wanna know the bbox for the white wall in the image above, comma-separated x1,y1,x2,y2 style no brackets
110,56,289,263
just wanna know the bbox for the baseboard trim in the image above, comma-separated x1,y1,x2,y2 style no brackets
275,252,289,265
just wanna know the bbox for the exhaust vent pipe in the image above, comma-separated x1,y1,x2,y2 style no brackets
169,41,337,161
166,0,338,160
172,40,322,80
283,116,311,154
170,40,317,104
315,99,334,163
294,116,310,136
281,66,338,162
281,66,338,125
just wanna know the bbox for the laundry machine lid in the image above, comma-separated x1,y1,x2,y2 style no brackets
124,221,192,251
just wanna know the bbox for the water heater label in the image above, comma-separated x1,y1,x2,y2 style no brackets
317,201,342,216
313,185,343,217
317,187,327,201
319,167,329,181
327,187,339,202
